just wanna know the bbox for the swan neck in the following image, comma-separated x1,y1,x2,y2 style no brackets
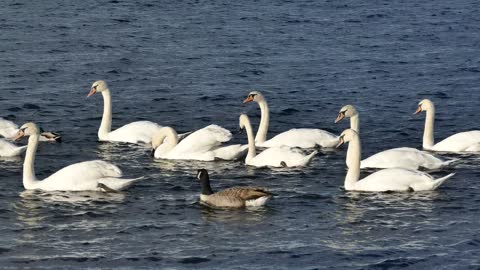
345,135,361,190
23,135,39,189
350,114,360,133
423,107,435,149
153,128,179,155
255,100,269,143
99,89,112,138
244,118,257,162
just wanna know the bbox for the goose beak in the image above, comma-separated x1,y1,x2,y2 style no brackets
336,137,344,148
414,106,422,115
243,96,254,104
335,112,345,123
87,87,97,97
13,130,25,141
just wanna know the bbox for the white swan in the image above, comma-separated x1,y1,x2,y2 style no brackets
239,114,317,168
0,117,61,142
151,125,247,161
337,129,454,192
88,80,164,144
243,91,338,148
14,122,142,191
0,138,26,157
415,99,480,152
335,104,455,170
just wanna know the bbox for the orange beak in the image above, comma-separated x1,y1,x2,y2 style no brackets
13,130,25,141
414,106,422,115
87,87,96,97
335,112,345,123
243,95,254,104
336,137,344,148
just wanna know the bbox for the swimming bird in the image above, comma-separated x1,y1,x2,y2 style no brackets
0,117,61,142
239,114,317,168
243,91,338,148
415,99,480,152
337,129,454,192
196,169,272,208
14,122,142,192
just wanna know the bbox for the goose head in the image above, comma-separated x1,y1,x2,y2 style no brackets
13,122,40,141
196,169,209,182
87,80,109,97
336,128,358,148
335,105,358,123
414,99,434,114
243,91,265,104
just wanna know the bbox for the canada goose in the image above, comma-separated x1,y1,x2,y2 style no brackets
196,169,272,208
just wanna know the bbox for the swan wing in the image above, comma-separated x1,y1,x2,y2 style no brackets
432,131,480,152
0,118,19,139
250,146,316,167
105,121,163,144
0,139,26,157
39,160,123,191
172,125,232,154
261,128,338,148
354,168,449,191
212,144,248,160
361,147,445,170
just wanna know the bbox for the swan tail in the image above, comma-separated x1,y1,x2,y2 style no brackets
441,158,459,168
178,131,192,141
99,176,145,192
432,173,455,190
302,150,318,166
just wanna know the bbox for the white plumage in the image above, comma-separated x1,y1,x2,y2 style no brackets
0,139,27,157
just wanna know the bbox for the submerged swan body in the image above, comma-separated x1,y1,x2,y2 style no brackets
337,129,454,192
152,125,247,161
239,114,317,168
243,91,338,148
0,117,61,142
88,80,164,144
15,122,142,191
196,169,272,208
415,99,480,152
335,104,455,170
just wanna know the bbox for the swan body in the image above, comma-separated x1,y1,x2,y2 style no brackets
88,80,164,144
335,104,454,170
15,122,142,192
0,139,27,157
243,91,338,148
0,117,61,142
152,125,247,161
416,99,480,152
239,114,317,168
337,129,454,192
196,169,272,208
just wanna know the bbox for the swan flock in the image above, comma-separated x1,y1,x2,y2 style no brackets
4,80,470,201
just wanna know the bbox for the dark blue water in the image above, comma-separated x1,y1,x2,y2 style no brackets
1,0,480,269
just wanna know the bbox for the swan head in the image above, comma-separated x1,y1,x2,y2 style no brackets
243,91,264,104
336,129,359,148
87,80,109,97
414,99,434,114
239,114,250,131
335,105,358,123
13,122,40,141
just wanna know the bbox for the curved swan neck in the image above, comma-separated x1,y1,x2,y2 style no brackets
99,89,112,139
345,135,361,190
24,135,40,189
243,118,257,162
423,106,435,149
255,99,269,143
153,127,179,154
350,114,359,133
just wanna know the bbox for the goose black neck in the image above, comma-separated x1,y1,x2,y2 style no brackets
200,174,213,195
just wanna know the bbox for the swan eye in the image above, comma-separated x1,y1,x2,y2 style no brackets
20,128,27,132
93,85,98,90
